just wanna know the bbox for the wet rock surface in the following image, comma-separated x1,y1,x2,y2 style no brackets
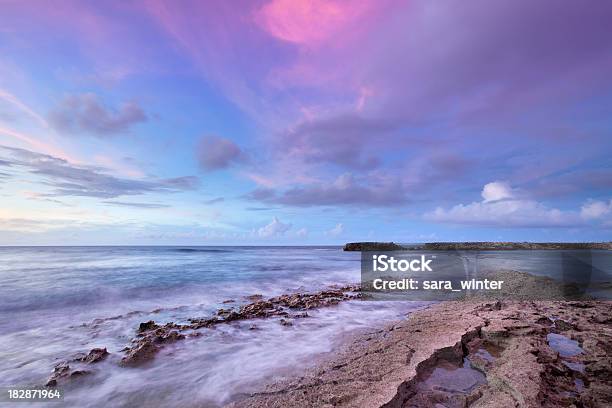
50,285,361,380
46,347,108,387
229,300,611,408
120,286,359,366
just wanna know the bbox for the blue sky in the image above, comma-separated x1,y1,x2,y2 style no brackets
0,0,611,245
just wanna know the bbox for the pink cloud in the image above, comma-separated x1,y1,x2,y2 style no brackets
255,0,373,47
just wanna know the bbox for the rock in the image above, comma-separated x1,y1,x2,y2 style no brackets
343,242,405,251
423,242,612,250
76,347,108,364
230,300,612,408
554,319,574,331
120,342,159,367
245,294,263,301
45,362,71,387
138,320,159,333
119,285,361,365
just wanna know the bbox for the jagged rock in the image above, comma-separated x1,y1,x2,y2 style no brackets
76,347,109,364
45,362,70,387
138,320,159,333
120,342,159,367
118,285,361,366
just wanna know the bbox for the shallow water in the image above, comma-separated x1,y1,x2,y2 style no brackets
547,333,584,358
0,246,425,407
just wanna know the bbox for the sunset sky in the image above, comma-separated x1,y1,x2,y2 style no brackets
0,0,611,245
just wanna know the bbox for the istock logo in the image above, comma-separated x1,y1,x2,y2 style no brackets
372,254,433,272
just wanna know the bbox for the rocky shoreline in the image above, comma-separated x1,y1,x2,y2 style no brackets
344,242,612,251
229,300,611,408
42,273,611,407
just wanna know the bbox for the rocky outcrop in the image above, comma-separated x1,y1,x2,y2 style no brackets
343,241,612,251
46,347,109,387
230,300,612,407
423,241,612,250
119,285,361,366
343,242,406,251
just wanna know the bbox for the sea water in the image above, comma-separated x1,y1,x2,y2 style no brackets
0,246,425,407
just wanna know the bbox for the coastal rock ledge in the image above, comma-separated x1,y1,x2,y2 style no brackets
343,241,612,251
230,300,611,408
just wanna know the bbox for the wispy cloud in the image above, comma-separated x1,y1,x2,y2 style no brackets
0,89,48,127
0,146,198,199
102,201,171,209
203,197,225,205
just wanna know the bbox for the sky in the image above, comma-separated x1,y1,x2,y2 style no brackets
0,0,611,245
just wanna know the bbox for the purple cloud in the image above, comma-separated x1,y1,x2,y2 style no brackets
278,114,396,170
248,173,409,207
197,136,246,171
49,93,147,136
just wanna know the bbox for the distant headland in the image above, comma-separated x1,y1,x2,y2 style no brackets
343,241,612,251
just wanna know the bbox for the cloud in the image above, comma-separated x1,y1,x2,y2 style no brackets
248,173,408,207
278,114,395,170
481,181,514,202
257,217,291,237
197,136,245,171
326,223,344,236
245,206,277,211
203,197,225,205
0,146,198,199
425,182,583,228
295,227,308,237
255,0,374,47
48,93,147,136
102,201,170,209
580,199,612,220
245,188,277,201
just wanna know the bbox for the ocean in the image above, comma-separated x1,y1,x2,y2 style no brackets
0,246,424,407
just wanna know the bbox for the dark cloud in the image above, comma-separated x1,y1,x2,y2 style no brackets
197,136,245,171
102,201,171,209
0,146,199,199
48,93,147,136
